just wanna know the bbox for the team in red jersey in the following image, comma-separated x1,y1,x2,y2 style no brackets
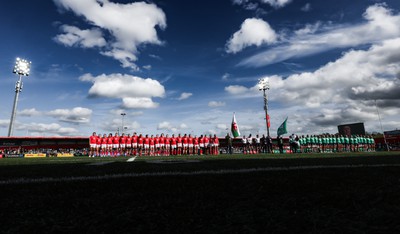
89,131,221,157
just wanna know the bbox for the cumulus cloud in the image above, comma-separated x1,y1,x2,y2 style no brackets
53,25,106,48
232,0,292,9
157,121,188,132
225,85,250,95
225,85,259,95
17,123,79,136
216,124,228,130
53,0,166,69
261,0,292,8
177,92,193,101
100,118,140,133
208,101,226,107
229,38,400,128
80,73,165,109
226,18,277,54
239,4,400,67
19,108,42,117
0,120,9,128
47,107,92,124
122,97,159,109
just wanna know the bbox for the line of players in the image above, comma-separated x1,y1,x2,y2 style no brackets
293,134,376,153
89,132,220,157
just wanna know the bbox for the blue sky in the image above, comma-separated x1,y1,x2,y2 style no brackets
0,0,399,137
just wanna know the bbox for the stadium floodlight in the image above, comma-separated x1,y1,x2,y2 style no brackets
8,57,32,137
258,77,270,138
13,58,31,76
121,113,126,134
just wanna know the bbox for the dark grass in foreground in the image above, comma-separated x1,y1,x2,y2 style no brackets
1,152,400,233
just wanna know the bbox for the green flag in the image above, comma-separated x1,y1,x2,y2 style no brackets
277,117,288,136
231,113,241,138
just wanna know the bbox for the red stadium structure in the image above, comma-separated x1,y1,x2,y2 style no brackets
0,136,89,157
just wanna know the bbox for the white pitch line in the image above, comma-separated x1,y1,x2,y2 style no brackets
87,161,115,166
126,156,137,162
1,163,400,185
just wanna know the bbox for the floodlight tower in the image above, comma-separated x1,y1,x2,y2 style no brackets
8,58,31,137
258,77,270,138
121,113,126,134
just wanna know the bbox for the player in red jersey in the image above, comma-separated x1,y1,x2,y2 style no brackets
143,134,150,156
159,133,165,156
149,135,155,156
165,134,170,156
203,135,210,155
96,134,102,157
137,134,143,156
112,133,120,157
170,134,177,155
89,132,98,157
107,133,113,156
213,134,219,155
199,135,204,155
193,135,199,155
154,134,160,156
188,134,194,155
176,134,182,155
120,133,127,156
101,134,108,157
126,133,132,156
182,134,188,155
131,133,138,156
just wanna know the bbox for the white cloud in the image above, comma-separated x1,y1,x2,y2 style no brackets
157,121,174,131
225,85,259,95
208,101,226,107
0,120,9,128
53,25,106,48
239,4,400,67
225,85,249,95
216,124,228,130
231,38,400,131
54,0,166,69
99,118,141,133
177,92,193,101
294,22,321,36
232,0,292,9
226,18,277,54
260,0,292,8
222,73,230,81
19,108,42,117
301,3,311,12
142,65,152,70
131,111,144,117
157,121,188,132
122,97,159,109
47,107,92,124
80,73,165,109
17,123,79,136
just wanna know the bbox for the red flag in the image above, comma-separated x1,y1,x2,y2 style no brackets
266,114,271,128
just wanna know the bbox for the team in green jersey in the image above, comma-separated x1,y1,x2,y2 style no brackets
297,134,375,153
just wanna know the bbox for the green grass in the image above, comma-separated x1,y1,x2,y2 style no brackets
1,151,400,233
0,151,398,166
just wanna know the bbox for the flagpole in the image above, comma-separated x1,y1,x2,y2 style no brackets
258,78,270,138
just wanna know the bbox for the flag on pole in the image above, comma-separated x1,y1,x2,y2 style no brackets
231,113,241,138
266,114,271,128
277,117,288,136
